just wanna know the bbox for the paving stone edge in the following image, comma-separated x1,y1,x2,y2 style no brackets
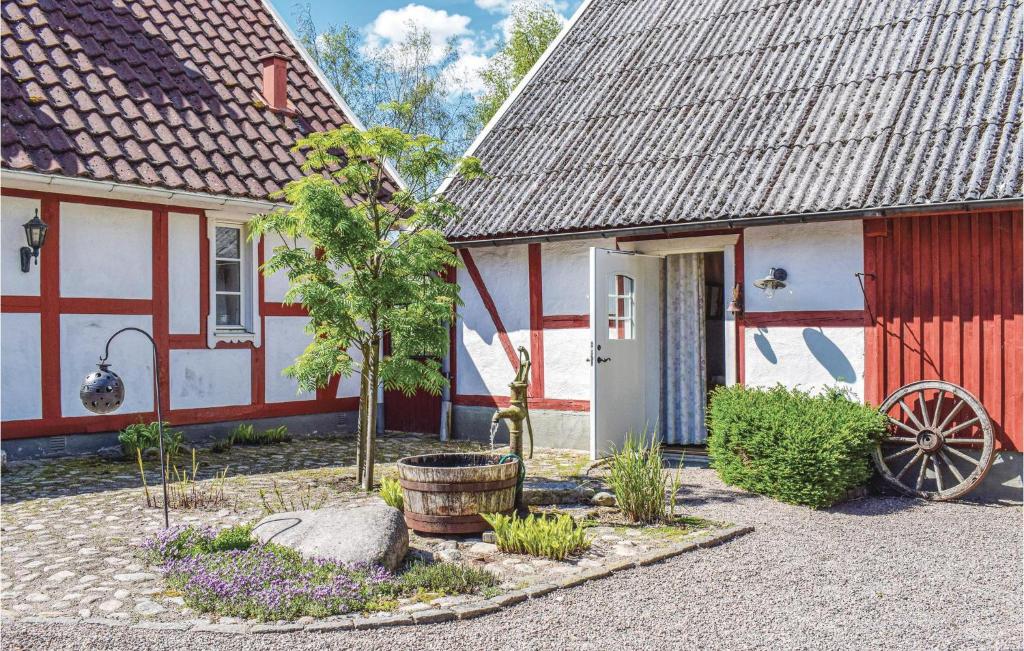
12,525,753,634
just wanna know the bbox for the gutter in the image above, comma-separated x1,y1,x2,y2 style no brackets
450,198,1023,248
1,169,281,213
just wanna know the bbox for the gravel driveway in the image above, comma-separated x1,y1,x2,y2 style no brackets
4,468,1020,650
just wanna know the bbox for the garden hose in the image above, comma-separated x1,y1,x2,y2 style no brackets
498,452,526,496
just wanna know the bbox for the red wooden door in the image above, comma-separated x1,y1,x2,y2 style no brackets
381,335,442,434
865,210,1023,452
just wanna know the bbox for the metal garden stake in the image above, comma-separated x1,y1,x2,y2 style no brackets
79,327,170,528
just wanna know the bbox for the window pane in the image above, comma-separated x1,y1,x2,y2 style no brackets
607,274,635,340
216,294,241,326
216,260,241,292
216,227,240,258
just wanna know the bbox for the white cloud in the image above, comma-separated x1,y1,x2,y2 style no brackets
446,39,490,95
366,4,472,64
476,0,569,14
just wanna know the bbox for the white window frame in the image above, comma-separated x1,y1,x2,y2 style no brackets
607,273,635,340
206,216,261,348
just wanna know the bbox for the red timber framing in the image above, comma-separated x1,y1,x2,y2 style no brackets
864,208,1023,452
455,248,588,412
0,187,355,440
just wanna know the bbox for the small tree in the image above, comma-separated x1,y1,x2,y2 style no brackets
251,115,483,490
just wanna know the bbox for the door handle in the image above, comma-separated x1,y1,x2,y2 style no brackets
596,356,611,363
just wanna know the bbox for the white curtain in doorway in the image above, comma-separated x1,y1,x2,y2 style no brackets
662,253,707,445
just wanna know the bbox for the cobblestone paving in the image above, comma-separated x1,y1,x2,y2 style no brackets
0,433,724,627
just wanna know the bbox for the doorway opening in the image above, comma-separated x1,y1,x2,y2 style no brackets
661,251,726,445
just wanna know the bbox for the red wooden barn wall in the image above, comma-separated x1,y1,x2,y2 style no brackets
864,209,1023,452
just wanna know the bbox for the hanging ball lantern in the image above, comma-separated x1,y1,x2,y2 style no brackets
80,363,125,414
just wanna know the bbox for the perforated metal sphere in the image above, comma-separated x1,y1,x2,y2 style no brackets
80,363,125,414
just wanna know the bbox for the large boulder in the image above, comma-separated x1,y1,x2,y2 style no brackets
252,503,408,571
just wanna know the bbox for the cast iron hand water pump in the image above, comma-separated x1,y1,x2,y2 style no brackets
491,346,535,462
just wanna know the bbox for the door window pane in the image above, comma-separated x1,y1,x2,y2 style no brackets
607,274,635,340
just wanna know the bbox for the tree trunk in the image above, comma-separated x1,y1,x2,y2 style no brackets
355,352,370,486
361,338,380,492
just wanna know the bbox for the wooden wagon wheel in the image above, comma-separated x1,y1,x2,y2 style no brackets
872,380,995,500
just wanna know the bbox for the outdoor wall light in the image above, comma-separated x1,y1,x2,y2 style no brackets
20,209,49,272
80,327,169,528
753,267,788,298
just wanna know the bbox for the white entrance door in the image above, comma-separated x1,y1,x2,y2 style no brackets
589,248,663,458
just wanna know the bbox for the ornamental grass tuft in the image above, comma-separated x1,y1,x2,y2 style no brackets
482,512,590,560
606,430,678,523
378,476,404,511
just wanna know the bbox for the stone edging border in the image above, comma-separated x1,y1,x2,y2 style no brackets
5,525,753,635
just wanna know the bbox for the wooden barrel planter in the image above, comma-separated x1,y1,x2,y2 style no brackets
397,453,518,534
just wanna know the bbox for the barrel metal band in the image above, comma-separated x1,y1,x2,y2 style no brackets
399,476,518,493
403,509,515,525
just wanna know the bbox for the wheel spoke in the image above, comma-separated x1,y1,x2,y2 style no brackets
915,454,929,490
884,445,918,462
917,389,931,429
944,438,984,445
895,450,924,480
943,445,980,466
899,399,927,430
936,399,966,432
933,456,944,492
942,416,981,437
887,417,919,436
930,390,945,429
938,450,966,484
883,436,918,444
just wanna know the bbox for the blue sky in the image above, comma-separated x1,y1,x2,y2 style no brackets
270,1,583,94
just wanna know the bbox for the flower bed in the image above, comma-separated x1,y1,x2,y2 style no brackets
142,525,494,621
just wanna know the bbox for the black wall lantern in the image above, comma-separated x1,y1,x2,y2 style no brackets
20,209,48,272
753,267,788,298
80,327,169,528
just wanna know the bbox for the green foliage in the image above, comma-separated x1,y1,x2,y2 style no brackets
476,3,563,127
607,430,675,523
295,11,476,195
707,385,888,508
249,121,483,491
482,513,590,560
258,479,328,515
119,420,183,460
398,561,497,596
229,424,292,447
143,524,255,562
378,477,404,511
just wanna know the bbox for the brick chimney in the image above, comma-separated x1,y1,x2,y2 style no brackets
259,52,291,112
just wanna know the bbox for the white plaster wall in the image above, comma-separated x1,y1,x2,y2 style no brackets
60,203,152,299
542,328,590,400
263,236,313,303
264,316,316,403
169,348,251,409
1,312,41,420
168,212,201,334
743,220,864,312
744,325,865,399
541,238,601,315
1,196,41,296
60,314,154,417
336,345,362,398
456,244,530,396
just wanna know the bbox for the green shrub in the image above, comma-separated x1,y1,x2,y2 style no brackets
707,385,887,508
119,420,184,460
378,477,404,511
398,561,497,596
607,430,674,523
225,423,292,447
482,513,590,560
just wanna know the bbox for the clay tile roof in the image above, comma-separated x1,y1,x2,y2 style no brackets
2,0,396,201
444,0,1023,241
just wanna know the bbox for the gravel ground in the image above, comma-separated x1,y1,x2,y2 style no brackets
4,468,1021,651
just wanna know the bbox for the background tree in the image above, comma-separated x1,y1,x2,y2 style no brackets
295,9,477,196
475,3,562,127
251,114,483,490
